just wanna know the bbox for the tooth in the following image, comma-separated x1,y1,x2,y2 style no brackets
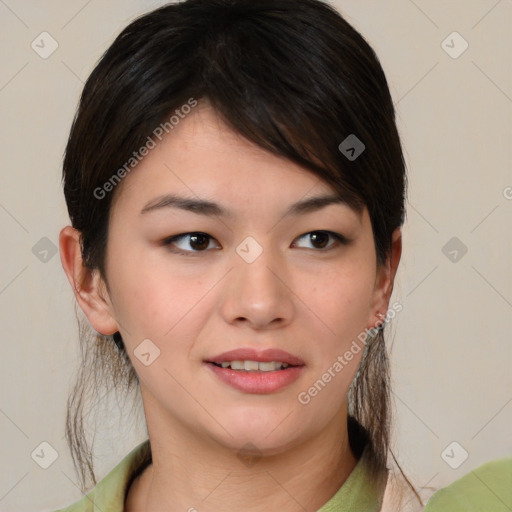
219,360,290,371
244,360,259,371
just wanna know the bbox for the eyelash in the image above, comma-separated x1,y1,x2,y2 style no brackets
161,231,349,256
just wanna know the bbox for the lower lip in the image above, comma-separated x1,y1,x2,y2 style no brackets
206,363,305,394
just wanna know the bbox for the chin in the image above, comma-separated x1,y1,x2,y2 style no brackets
206,411,310,455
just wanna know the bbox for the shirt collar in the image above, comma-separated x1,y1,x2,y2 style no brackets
318,445,387,511
81,439,386,511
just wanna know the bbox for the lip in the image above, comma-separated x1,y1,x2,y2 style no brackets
204,348,305,394
206,363,305,394
205,348,305,366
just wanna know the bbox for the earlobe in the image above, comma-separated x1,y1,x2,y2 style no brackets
367,227,402,329
59,225,119,336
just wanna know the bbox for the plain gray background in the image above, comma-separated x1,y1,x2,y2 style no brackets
1,1,511,510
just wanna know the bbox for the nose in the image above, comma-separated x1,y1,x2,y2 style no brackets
219,243,294,331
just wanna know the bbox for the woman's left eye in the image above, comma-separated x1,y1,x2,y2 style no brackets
292,231,347,251
161,230,347,255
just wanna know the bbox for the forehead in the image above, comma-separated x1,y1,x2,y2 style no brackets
110,103,363,224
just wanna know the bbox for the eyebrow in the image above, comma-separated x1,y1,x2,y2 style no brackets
140,192,362,219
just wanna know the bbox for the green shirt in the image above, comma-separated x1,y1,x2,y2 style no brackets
53,440,386,511
423,456,512,511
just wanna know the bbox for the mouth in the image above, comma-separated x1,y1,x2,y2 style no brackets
204,348,305,394
209,360,295,371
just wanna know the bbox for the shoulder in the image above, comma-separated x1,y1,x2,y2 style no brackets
50,440,152,512
423,456,512,512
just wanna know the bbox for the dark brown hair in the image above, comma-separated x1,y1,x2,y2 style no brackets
62,0,416,502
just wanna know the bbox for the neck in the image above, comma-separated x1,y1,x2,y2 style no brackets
126,394,359,512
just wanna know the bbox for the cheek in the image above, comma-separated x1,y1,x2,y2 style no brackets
107,250,217,350
296,267,374,413
303,262,375,342
104,249,168,339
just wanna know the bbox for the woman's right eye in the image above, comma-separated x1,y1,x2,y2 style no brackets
161,232,220,255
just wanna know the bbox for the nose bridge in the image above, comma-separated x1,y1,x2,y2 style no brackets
221,236,293,328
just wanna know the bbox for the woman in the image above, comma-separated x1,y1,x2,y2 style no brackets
55,0,422,510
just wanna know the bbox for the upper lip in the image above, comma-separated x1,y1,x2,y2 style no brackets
206,348,305,366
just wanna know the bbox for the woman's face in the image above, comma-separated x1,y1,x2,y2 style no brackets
83,103,398,455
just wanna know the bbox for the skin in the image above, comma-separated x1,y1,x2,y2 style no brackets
60,102,401,511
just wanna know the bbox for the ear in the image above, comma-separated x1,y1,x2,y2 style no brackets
59,225,119,335
367,227,402,330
